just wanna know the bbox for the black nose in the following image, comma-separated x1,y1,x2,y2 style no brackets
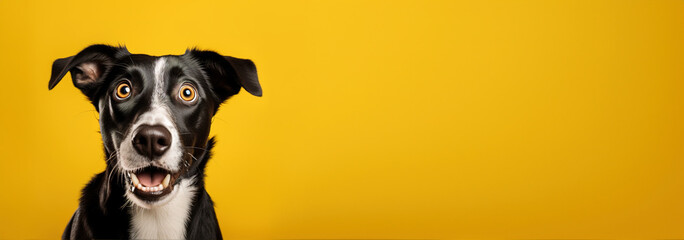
133,124,172,158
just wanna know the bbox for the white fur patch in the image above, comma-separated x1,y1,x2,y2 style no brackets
128,177,197,239
153,57,167,106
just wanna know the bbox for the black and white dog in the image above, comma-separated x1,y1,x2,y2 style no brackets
49,44,262,239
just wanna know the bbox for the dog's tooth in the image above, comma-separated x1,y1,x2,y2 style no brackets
137,184,143,190
143,187,149,192
131,174,140,186
162,174,171,187
157,184,164,190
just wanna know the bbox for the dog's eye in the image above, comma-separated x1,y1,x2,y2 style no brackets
115,82,132,99
179,84,197,102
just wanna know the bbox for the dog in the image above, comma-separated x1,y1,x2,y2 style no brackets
49,44,262,239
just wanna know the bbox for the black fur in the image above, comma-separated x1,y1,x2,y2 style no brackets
50,44,261,239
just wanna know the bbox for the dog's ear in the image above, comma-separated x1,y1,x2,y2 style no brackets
187,49,262,101
49,44,130,100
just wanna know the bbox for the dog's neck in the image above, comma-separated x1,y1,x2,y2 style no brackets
128,176,197,239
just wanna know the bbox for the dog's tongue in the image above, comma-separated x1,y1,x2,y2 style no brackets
137,170,165,187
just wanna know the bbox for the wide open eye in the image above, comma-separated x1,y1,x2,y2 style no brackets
179,84,197,102
115,81,132,99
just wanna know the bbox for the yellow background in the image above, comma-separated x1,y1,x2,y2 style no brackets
1,0,683,239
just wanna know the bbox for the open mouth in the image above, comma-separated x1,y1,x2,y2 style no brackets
127,166,180,201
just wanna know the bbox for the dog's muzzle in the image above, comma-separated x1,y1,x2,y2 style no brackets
122,123,186,202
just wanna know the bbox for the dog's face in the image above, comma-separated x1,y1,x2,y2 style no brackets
49,45,261,209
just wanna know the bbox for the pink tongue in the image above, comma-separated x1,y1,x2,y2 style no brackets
137,171,165,187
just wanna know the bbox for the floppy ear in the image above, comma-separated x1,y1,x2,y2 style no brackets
49,44,130,101
187,49,262,102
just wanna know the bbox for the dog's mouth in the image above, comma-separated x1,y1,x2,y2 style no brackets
126,166,181,201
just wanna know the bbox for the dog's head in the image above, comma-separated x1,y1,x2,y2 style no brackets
49,44,261,209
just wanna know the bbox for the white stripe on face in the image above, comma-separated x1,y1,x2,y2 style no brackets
153,57,167,105
117,57,184,172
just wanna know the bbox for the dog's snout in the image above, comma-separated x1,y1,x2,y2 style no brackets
133,124,172,158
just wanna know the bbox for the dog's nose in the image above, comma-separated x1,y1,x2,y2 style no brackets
133,124,172,158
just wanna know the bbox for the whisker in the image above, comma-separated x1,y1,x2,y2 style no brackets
185,152,198,168
184,146,209,152
105,150,118,163
213,116,229,124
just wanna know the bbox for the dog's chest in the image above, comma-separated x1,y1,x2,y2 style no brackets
128,183,196,239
